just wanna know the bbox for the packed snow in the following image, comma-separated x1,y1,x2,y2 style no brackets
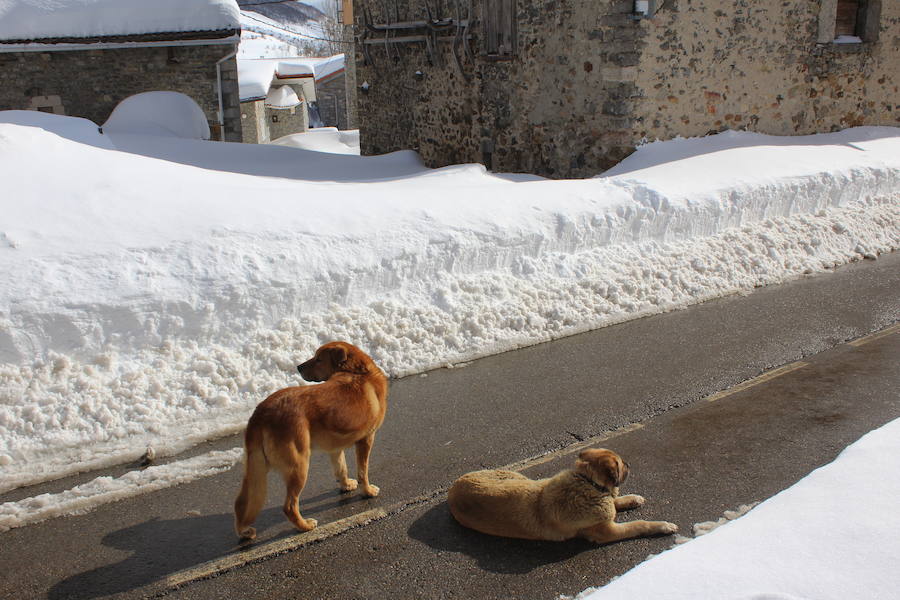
575,416,900,600
270,127,360,154
0,109,898,503
0,0,241,41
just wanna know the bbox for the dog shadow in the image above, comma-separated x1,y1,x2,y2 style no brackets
47,490,368,600
407,501,598,575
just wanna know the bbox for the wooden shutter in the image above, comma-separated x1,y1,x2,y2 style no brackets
483,0,516,57
835,0,860,37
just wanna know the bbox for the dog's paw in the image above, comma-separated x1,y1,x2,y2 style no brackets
617,494,646,510
657,521,678,535
362,484,380,498
340,478,359,493
296,518,318,532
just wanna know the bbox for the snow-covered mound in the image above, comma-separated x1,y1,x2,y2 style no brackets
102,92,211,140
0,110,114,149
271,127,360,154
0,114,897,492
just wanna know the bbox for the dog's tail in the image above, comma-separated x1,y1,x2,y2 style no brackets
234,425,269,539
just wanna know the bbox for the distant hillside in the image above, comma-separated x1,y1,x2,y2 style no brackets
237,0,342,58
237,0,328,25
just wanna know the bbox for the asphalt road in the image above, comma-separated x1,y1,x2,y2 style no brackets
1,251,898,600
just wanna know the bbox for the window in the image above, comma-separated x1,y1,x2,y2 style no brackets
819,0,881,43
483,0,516,58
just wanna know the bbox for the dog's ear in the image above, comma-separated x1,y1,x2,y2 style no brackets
580,449,627,489
326,345,348,370
329,343,369,374
615,458,629,486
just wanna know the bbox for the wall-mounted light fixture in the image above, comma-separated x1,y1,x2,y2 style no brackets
630,0,658,20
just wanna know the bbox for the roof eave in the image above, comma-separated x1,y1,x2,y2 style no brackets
0,29,241,53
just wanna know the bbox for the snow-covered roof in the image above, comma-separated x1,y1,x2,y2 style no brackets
0,0,241,43
237,54,344,102
310,53,345,83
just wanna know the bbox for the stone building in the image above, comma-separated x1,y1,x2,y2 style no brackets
239,59,316,143
238,54,348,143
353,0,898,178
0,0,242,141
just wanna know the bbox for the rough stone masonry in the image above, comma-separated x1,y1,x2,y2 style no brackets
353,0,898,178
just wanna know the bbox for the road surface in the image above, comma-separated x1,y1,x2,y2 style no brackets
1,251,898,600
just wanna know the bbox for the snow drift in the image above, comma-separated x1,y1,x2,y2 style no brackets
0,111,897,492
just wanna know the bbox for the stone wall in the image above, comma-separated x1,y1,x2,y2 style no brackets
268,100,309,140
634,0,899,144
343,24,360,129
353,0,899,178
316,74,349,129
240,99,268,143
354,0,657,177
0,43,243,141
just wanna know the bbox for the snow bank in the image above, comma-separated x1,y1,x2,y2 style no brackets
0,448,242,532
579,416,900,600
0,0,241,41
0,116,897,492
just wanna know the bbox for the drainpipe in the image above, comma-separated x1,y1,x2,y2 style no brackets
216,49,237,141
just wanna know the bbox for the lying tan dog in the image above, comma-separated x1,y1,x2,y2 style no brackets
234,341,388,540
448,448,677,543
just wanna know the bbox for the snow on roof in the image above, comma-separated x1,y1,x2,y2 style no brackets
237,55,343,101
0,0,241,42
310,54,344,82
265,85,301,109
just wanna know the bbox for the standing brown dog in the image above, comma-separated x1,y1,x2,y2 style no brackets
234,341,388,540
448,448,677,543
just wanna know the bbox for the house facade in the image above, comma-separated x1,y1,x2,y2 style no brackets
0,1,243,141
353,0,898,178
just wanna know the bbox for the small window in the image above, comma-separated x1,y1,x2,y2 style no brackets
482,0,516,58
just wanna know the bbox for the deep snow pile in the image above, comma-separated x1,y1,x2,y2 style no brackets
0,112,898,493
576,416,900,600
102,92,211,140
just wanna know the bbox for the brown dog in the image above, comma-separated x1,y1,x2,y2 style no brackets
234,341,388,540
447,448,677,543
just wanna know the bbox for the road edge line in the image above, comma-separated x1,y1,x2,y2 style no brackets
706,360,809,403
